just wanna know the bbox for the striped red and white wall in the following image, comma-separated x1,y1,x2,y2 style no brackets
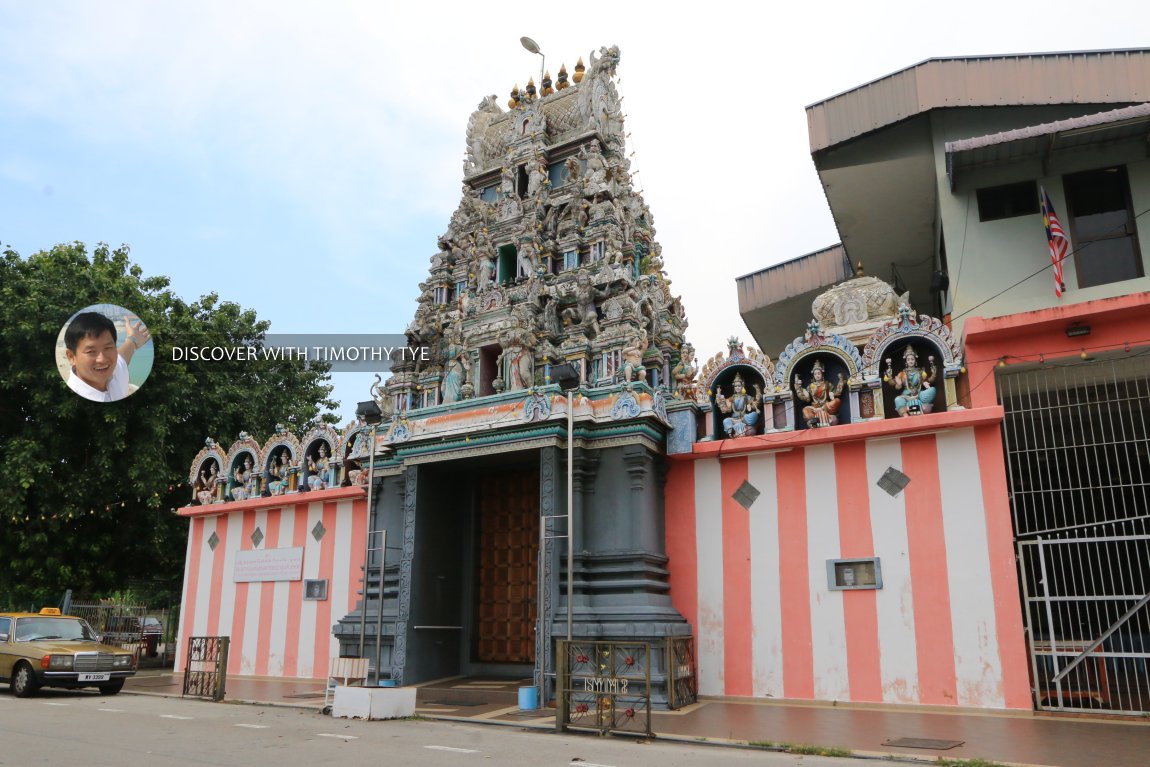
666,409,1031,710
175,487,367,680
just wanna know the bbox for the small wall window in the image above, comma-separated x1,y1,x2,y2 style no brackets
479,185,498,203
590,241,605,262
976,180,1038,221
826,558,883,590
304,579,329,601
1064,166,1144,289
455,280,467,299
433,286,448,305
498,244,517,285
562,250,578,272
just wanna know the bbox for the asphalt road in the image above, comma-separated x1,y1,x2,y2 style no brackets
0,687,891,767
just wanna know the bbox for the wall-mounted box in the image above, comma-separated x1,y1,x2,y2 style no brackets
304,579,329,601
826,558,882,591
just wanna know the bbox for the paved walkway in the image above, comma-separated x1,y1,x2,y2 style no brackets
123,671,1150,767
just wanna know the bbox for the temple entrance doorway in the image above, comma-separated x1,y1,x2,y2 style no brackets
474,467,539,666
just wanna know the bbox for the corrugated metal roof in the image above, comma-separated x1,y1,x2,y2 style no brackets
807,49,1150,153
736,244,851,312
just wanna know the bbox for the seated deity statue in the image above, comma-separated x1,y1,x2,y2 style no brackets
307,444,331,491
794,359,845,428
267,452,291,496
884,345,939,416
715,373,763,439
671,344,698,400
231,457,255,501
194,465,217,506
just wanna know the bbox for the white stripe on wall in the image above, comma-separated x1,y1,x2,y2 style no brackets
217,512,243,639
297,501,324,678
328,499,354,663
806,444,849,701
747,453,784,698
694,460,725,696
866,438,919,704
266,507,295,676
937,428,1005,708
240,509,267,675
192,516,216,638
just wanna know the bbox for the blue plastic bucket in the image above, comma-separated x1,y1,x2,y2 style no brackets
518,686,539,710
378,679,398,688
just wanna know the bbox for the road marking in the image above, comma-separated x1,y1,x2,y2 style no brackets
98,708,125,713
426,746,479,754
235,723,270,729
317,733,359,739
160,714,195,720
570,762,617,767
42,702,70,706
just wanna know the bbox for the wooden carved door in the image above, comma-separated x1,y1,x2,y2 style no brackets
474,469,539,663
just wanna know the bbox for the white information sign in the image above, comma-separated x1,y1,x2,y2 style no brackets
234,547,304,582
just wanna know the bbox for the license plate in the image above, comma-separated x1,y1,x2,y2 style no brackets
78,673,110,682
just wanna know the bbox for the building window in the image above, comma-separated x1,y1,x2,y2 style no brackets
562,250,578,272
590,241,605,262
976,180,1038,221
479,185,498,203
433,286,448,305
455,280,467,300
1064,166,1143,289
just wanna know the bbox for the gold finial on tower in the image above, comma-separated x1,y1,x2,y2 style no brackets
556,64,569,89
856,260,865,277
540,71,554,97
508,84,521,110
573,57,585,84
524,77,537,101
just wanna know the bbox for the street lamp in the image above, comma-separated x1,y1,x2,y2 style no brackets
520,36,545,95
549,363,580,642
355,398,383,678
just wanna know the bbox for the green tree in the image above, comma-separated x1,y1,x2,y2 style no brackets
0,242,338,609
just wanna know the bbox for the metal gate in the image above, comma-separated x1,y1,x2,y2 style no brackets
183,636,229,701
556,640,652,736
1000,354,1150,714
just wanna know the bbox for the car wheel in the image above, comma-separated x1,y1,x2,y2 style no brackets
99,680,125,696
12,662,39,698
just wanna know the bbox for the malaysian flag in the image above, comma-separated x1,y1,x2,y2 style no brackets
1040,186,1069,297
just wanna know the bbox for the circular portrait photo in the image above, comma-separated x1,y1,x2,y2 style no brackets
55,304,154,402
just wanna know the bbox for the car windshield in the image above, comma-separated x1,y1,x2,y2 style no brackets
14,617,98,642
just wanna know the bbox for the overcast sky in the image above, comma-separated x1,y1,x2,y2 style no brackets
1,1,1143,423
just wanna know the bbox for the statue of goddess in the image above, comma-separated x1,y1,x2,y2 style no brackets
268,451,291,496
671,344,698,400
307,444,331,491
231,456,255,501
884,345,938,416
716,373,763,438
794,359,845,428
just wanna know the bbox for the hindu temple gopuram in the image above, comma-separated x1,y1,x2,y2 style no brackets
180,45,700,706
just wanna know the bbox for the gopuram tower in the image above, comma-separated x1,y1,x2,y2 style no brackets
333,45,698,706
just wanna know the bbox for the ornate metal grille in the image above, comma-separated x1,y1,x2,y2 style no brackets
667,636,697,709
182,636,229,701
1000,355,1150,714
556,640,652,736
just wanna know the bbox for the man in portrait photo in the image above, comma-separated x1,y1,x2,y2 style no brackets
64,311,151,402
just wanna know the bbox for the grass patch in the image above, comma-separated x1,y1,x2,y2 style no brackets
747,741,852,757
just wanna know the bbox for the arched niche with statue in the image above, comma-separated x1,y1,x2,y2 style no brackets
225,433,263,502
340,419,373,487
189,439,226,505
301,423,340,492
261,426,302,496
772,321,866,431
860,304,963,419
700,338,775,439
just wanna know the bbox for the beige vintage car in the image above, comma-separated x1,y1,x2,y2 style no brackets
0,608,137,697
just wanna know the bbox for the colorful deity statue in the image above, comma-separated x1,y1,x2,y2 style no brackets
267,451,291,496
621,328,648,383
716,373,763,438
194,464,218,506
884,345,938,416
672,343,698,400
231,456,256,501
794,359,845,428
307,444,331,491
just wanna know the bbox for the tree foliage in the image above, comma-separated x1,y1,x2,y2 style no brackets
0,243,337,609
